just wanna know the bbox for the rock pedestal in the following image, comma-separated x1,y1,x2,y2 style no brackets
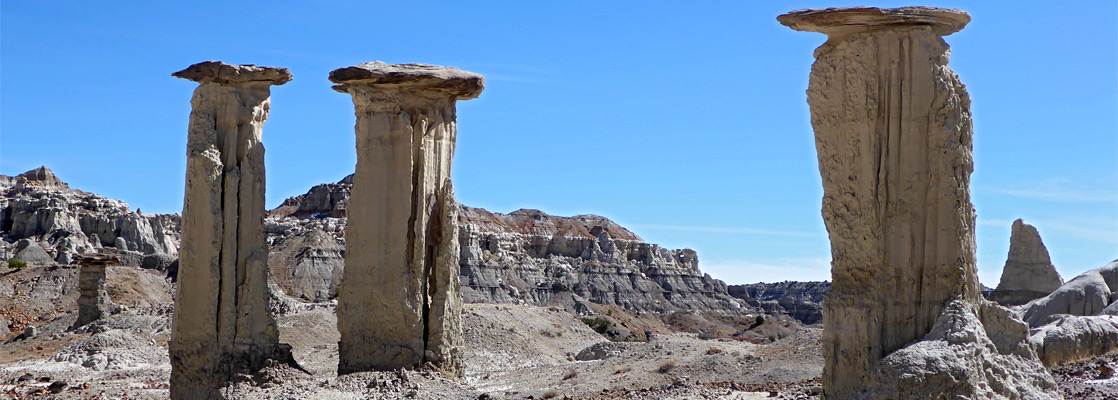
73,254,117,328
780,7,981,398
169,61,291,400
330,62,482,375
990,219,1063,305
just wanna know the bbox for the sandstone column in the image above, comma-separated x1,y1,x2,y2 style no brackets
170,61,291,400
778,8,979,398
330,62,482,375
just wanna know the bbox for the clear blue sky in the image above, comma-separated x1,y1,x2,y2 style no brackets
2,1,1115,285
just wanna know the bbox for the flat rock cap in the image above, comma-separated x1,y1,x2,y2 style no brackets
173,61,292,85
778,7,969,38
329,62,484,99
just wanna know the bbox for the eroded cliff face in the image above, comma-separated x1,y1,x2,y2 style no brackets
728,282,829,325
0,166,181,264
265,176,748,321
458,206,742,316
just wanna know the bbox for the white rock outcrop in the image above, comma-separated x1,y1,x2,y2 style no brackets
331,62,483,375
168,61,292,400
1017,260,1118,366
860,300,1058,399
990,219,1063,305
0,166,180,261
780,7,1057,399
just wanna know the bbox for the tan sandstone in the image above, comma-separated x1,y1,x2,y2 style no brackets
169,61,292,400
780,7,1057,399
990,219,1064,306
331,62,482,376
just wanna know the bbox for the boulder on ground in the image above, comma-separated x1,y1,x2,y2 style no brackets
14,239,55,265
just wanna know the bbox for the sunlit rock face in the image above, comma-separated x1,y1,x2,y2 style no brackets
0,166,180,263
330,62,483,376
780,7,1057,399
268,180,749,322
168,61,291,400
990,219,1064,306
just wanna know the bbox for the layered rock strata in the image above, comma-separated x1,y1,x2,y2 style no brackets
331,62,482,375
1,166,180,261
168,61,292,400
265,178,747,320
73,254,116,328
458,207,744,316
990,219,1064,306
728,282,828,325
780,7,1055,399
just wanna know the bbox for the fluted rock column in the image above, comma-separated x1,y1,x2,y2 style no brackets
331,62,482,375
779,8,980,398
169,61,291,400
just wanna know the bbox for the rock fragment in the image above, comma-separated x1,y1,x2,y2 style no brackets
331,62,482,375
169,61,292,400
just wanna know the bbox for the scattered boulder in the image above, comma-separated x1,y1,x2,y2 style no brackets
990,219,1064,306
13,239,54,265
1029,314,1118,367
140,252,176,271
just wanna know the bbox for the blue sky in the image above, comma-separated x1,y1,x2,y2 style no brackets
2,1,1115,285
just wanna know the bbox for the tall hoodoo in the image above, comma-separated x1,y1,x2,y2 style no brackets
331,62,482,375
169,61,292,400
779,7,980,397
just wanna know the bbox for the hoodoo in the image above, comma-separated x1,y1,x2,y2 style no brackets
331,62,483,375
781,7,1059,399
990,219,1064,306
169,61,292,400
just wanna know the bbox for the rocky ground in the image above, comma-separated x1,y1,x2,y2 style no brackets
1051,350,1118,400
0,264,821,399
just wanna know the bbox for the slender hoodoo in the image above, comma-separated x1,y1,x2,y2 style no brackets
780,7,980,397
169,61,291,400
331,62,483,375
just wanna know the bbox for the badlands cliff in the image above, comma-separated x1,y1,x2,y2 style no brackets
0,166,180,268
267,175,753,330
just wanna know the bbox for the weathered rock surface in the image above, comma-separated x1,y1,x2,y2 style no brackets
782,6,1056,399
860,300,1059,399
332,62,481,375
268,226,345,302
990,219,1064,306
169,61,290,400
0,166,180,262
1019,260,1118,328
269,175,352,219
1029,314,1118,367
458,206,744,317
1012,260,1118,367
13,238,55,265
74,255,116,328
267,176,750,323
728,282,828,325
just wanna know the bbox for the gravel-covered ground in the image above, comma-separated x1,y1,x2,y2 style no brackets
3,264,1115,399
1050,351,1118,400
